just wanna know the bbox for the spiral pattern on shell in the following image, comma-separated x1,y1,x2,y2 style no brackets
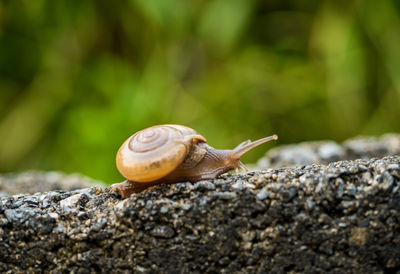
129,126,169,153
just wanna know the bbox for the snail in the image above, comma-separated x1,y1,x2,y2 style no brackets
111,124,277,198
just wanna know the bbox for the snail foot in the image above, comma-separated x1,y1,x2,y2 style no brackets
111,180,154,198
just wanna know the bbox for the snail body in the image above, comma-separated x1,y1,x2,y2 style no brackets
112,124,277,198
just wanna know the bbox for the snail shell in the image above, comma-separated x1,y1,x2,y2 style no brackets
116,125,206,182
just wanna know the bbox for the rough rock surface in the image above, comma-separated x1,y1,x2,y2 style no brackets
0,171,105,196
1,155,400,273
257,133,400,169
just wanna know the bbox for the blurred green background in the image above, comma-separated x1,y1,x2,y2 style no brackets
0,0,399,183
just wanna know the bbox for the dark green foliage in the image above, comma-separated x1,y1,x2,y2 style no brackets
0,0,399,182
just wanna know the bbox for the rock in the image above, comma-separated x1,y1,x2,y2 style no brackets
0,156,400,272
318,141,344,162
257,133,400,169
0,171,105,196
256,188,269,200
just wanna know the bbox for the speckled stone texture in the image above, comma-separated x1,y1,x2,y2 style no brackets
1,156,400,273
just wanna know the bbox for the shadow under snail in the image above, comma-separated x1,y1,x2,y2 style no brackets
111,124,278,198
